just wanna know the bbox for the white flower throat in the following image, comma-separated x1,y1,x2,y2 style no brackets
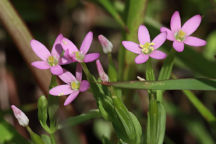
140,42,155,54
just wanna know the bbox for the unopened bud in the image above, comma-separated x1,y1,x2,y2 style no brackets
11,105,29,127
98,35,113,54
137,76,145,81
96,60,109,82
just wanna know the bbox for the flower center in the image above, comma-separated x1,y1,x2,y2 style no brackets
47,56,58,66
140,42,155,54
175,30,186,42
70,81,80,90
74,51,84,61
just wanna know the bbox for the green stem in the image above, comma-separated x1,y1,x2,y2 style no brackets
50,133,56,144
145,59,158,144
157,49,176,101
80,63,94,82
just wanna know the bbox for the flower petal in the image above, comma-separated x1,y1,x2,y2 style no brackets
59,70,76,83
149,50,167,59
173,41,184,52
83,53,100,63
135,54,149,64
79,80,90,92
80,31,93,55
170,11,181,31
64,91,79,106
182,15,201,36
31,39,51,61
76,63,82,81
59,57,74,65
184,36,206,47
49,84,73,96
152,32,167,49
122,41,141,54
32,61,50,69
51,34,64,59
138,25,150,44
160,27,174,41
50,65,63,75
61,37,78,52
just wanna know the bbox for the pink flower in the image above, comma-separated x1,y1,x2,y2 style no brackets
96,60,109,82
160,11,206,52
11,105,29,127
49,64,90,106
31,34,72,75
122,25,167,64
61,32,100,63
98,34,113,54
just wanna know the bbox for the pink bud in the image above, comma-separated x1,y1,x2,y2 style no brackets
96,60,109,82
11,105,29,127
98,35,113,54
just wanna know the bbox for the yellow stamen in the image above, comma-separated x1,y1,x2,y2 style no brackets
140,42,155,54
71,81,80,90
175,30,186,42
47,56,58,66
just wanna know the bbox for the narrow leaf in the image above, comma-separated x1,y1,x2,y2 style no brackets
110,78,216,90
58,109,101,129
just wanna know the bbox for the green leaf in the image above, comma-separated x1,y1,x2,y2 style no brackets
58,109,101,129
92,0,125,28
0,116,30,144
110,78,216,90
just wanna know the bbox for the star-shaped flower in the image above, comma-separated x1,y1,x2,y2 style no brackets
160,11,206,52
122,25,167,64
31,34,71,75
49,64,90,106
61,32,100,63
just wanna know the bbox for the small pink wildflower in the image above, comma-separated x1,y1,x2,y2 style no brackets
122,25,167,64
96,60,109,82
49,64,90,106
98,35,113,54
61,32,100,63
160,11,206,52
31,34,71,75
11,105,29,127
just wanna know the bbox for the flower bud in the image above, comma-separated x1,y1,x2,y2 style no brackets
11,105,29,127
98,35,113,54
96,60,109,82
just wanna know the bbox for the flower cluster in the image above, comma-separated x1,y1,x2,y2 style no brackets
122,11,206,64
31,11,206,105
31,32,109,105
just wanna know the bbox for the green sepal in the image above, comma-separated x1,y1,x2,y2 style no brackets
37,96,49,132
